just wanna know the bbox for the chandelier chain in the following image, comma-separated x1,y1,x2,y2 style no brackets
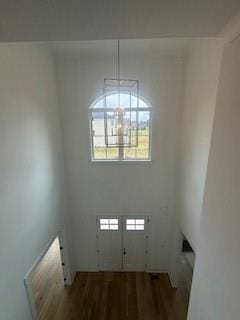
117,40,120,81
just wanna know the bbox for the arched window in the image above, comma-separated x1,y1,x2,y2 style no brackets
89,93,151,161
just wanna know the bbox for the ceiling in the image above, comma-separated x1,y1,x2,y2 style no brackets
0,0,239,41
52,39,192,59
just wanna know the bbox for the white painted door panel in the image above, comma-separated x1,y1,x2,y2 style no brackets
97,216,148,271
97,217,122,270
123,217,148,271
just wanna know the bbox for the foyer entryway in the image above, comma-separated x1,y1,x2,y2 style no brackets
97,216,149,271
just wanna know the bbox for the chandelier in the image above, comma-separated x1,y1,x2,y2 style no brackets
103,40,139,148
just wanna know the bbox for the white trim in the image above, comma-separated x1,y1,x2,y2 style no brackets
75,269,172,277
90,159,152,164
76,268,99,272
58,230,72,285
169,230,184,289
70,271,77,284
24,277,38,320
146,269,168,274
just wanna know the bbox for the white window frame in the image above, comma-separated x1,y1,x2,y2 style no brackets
99,218,119,231
89,98,152,162
126,218,145,231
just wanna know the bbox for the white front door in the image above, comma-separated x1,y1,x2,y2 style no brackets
97,216,149,271
123,216,148,271
97,217,122,270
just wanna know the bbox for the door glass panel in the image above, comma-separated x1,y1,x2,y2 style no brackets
136,219,144,224
126,219,135,225
126,225,136,230
100,218,119,230
101,224,109,230
126,218,145,231
110,219,118,224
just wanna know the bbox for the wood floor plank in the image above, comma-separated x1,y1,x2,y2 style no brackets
32,270,189,320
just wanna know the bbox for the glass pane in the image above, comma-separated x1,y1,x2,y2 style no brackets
107,136,118,146
110,219,118,224
120,92,131,108
106,112,116,136
123,136,130,145
110,224,118,230
131,94,138,108
138,111,150,130
136,225,144,230
93,136,106,148
135,134,149,159
137,110,150,159
100,219,109,224
91,93,149,109
92,112,105,136
126,225,136,230
122,110,150,160
126,219,135,225
124,111,137,124
93,147,107,159
124,112,137,144
136,219,145,225
104,94,114,108
136,148,149,159
106,148,119,160
100,225,109,230
123,147,136,160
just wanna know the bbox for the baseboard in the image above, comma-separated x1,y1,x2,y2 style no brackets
76,268,99,272
66,271,76,285
74,268,175,287
146,269,168,273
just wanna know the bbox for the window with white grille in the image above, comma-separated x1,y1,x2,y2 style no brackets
89,93,151,161
126,219,145,231
100,218,119,230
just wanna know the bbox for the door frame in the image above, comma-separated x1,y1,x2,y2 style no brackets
96,215,123,271
96,215,149,272
122,215,149,271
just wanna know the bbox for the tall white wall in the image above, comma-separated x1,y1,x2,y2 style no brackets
188,35,240,320
55,42,185,272
177,39,223,250
0,44,68,320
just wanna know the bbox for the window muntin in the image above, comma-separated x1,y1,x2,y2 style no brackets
126,219,145,231
93,93,146,109
100,218,119,230
90,94,151,161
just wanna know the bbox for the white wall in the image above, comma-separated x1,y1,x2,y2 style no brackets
188,35,240,320
177,39,223,251
55,41,186,272
0,44,68,320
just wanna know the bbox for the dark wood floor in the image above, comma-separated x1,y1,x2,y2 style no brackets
30,240,191,320
51,272,187,320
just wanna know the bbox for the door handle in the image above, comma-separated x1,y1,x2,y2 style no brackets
123,248,126,255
